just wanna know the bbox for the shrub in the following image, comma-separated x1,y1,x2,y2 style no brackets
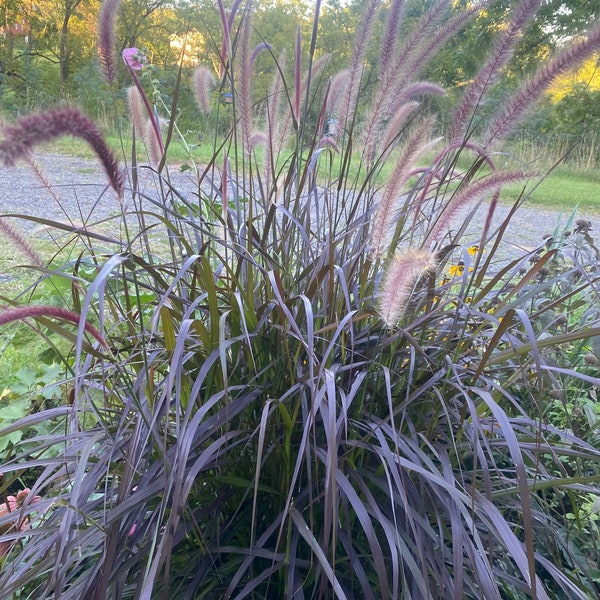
1,0,600,598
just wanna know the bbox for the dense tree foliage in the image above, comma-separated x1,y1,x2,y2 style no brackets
0,0,598,139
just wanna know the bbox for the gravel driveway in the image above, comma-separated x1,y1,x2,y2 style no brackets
0,152,598,270
0,152,199,234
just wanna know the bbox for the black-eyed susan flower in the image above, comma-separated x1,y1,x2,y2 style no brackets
447,263,464,277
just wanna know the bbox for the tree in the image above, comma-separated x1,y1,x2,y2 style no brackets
117,0,168,50
58,0,85,85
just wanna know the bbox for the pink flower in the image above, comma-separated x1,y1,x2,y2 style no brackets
0,488,40,558
122,47,145,70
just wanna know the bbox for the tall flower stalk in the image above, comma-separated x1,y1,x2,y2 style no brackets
0,107,123,197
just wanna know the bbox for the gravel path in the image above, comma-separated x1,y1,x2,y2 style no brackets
0,152,199,234
0,152,598,271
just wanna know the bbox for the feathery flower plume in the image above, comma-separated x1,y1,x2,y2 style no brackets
217,0,243,79
326,70,349,120
424,170,530,247
364,81,445,161
398,4,476,87
382,0,448,89
97,0,121,85
483,21,600,147
127,85,147,137
251,42,272,68
249,131,267,149
0,305,108,348
449,0,541,142
121,48,165,165
145,120,163,166
238,0,255,155
0,218,45,268
361,1,469,161
378,248,437,326
337,0,380,130
379,0,406,80
263,51,286,198
376,101,419,158
299,53,329,112
294,27,302,123
265,52,331,184
370,117,438,257
193,67,216,114
388,81,445,116
0,108,123,196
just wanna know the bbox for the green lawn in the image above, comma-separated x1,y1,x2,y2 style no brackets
47,134,600,211
501,169,600,211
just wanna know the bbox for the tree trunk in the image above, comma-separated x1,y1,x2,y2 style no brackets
59,9,70,86
59,0,83,89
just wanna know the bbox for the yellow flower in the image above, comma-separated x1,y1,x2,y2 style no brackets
447,263,464,277
467,244,479,256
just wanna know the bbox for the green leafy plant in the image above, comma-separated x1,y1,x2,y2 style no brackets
1,1,600,598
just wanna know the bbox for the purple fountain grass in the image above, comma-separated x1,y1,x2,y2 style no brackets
388,81,446,115
237,0,255,155
0,107,123,196
376,101,419,159
293,27,302,124
378,248,437,326
361,2,471,164
363,82,445,163
336,0,380,132
378,0,406,81
250,42,272,69
483,20,600,147
380,0,448,88
192,67,216,114
263,51,286,198
299,53,329,107
0,305,108,348
396,4,477,87
423,170,531,248
217,0,243,80
379,0,448,89
289,53,330,138
144,121,163,166
449,0,542,143
127,86,147,138
0,218,45,268
122,50,164,162
216,0,231,80
25,155,67,209
370,117,438,257
127,79,163,165
325,70,349,121
97,0,121,85
263,50,329,195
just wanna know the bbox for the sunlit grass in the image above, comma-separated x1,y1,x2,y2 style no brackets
46,132,600,210
502,169,600,210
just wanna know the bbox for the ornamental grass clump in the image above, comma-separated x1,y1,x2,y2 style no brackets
0,0,600,598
